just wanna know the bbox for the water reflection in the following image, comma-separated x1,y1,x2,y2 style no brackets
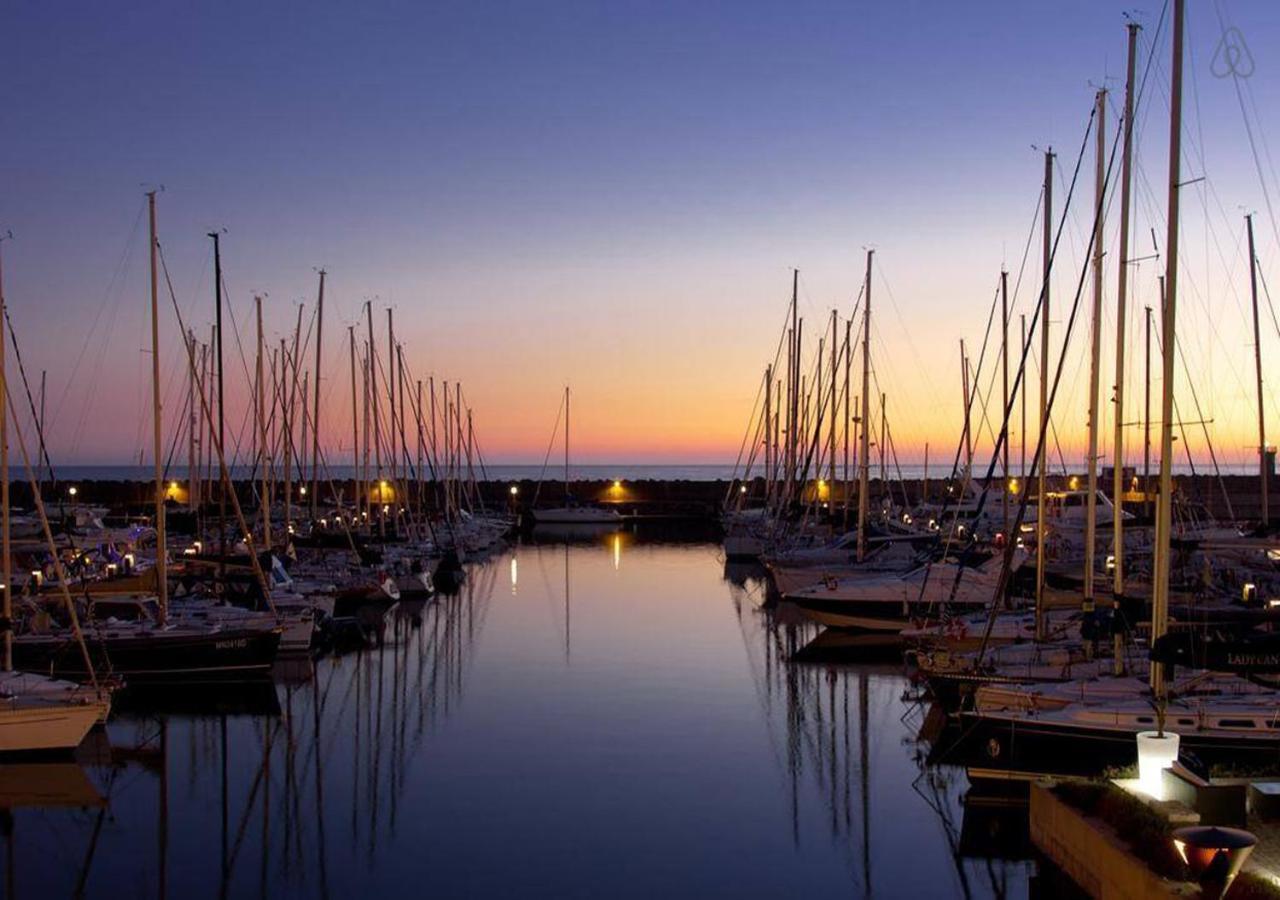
4,534,1039,898
731,589,1037,898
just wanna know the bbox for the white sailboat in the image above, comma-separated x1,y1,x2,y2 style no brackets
533,387,621,526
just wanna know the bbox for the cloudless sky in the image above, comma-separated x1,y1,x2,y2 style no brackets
3,0,1279,470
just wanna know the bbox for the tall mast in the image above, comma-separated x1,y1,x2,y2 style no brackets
1152,0,1186,699
843,318,852,529
1248,214,1268,526
1020,314,1028,477
829,309,837,489
256,295,269,544
187,328,198,513
397,343,408,516
310,270,325,520
387,308,397,490
366,301,383,536
1114,23,1140,599
0,235,11,669
1152,299,1162,506
564,385,570,496
857,250,873,562
416,379,424,522
208,231,225,573
349,326,360,522
150,193,168,623
1001,270,1010,533
962,344,970,471
763,365,772,505
280,337,292,538
1084,88,1107,617
1035,149,1054,641
783,271,793,491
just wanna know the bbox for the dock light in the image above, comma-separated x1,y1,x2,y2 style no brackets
1172,825,1257,896
739,485,747,494
957,525,967,537
1267,599,1280,609
183,547,197,556
1069,476,1080,491
67,486,78,498
287,524,295,535
1007,478,1019,495
382,505,390,514
928,519,938,531
123,553,135,570
1136,730,1180,799
192,541,202,553
1244,583,1259,604
902,513,913,525
1106,554,1116,574
299,486,307,496
106,563,118,577
613,480,622,489
509,485,519,496
30,571,42,587
319,518,328,527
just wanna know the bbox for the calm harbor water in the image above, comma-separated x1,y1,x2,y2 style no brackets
5,531,1035,898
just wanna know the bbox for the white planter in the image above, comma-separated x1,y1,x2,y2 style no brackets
1136,730,1180,799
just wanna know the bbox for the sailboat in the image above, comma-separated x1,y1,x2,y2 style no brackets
531,387,621,526
0,236,109,753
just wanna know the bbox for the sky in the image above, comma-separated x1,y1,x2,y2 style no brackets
3,0,1280,470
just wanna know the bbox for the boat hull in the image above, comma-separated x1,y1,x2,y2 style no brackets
0,701,109,753
14,627,282,682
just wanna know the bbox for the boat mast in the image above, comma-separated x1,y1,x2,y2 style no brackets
843,318,852,529
0,233,10,670
1152,300,1162,509
763,365,772,507
1084,88,1106,619
1001,270,1010,534
1035,149,1054,642
310,270,325,521
280,337,292,538
349,325,360,522
564,385,570,500
1248,213,1268,526
416,379,424,522
1152,0,1186,700
208,230,225,577
960,340,972,472
149,193,168,623
387,308,397,493
857,250,873,562
1020,314,1028,477
188,328,199,514
366,301,384,536
256,294,269,544
783,271,793,504
1114,23,1139,601
829,308,837,490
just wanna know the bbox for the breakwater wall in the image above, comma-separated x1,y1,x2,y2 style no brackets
21,473,1279,524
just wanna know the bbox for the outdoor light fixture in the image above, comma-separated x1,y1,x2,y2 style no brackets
1136,730,1180,799
1173,825,1257,897
1243,583,1258,604
68,486,78,497
509,485,519,496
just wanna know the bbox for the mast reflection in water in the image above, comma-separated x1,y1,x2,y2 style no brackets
4,534,1035,898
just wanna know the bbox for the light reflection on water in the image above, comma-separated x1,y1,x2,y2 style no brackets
2,531,1034,898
